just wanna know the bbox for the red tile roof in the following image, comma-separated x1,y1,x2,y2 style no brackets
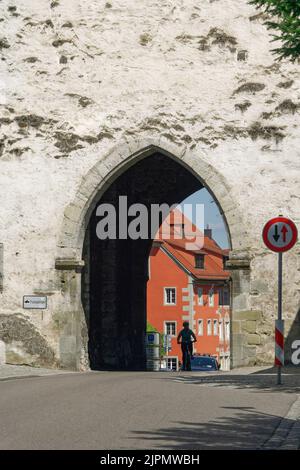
154,209,230,281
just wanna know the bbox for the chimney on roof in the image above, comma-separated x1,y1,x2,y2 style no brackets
204,224,212,239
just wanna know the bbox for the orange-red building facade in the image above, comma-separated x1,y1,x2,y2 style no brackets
147,215,231,371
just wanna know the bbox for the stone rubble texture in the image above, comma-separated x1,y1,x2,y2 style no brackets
0,0,299,368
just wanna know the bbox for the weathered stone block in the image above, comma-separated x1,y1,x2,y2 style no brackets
232,293,249,310
231,336,244,368
0,243,3,293
232,320,241,334
233,333,247,346
234,310,263,321
250,279,268,294
243,346,257,358
0,340,6,365
0,314,56,366
247,333,261,345
59,335,77,368
242,320,257,333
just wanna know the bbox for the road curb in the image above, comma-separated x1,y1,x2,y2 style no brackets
280,394,300,449
262,394,300,450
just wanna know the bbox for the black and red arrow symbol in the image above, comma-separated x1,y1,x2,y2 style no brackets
273,224,288,243
281,225,288,242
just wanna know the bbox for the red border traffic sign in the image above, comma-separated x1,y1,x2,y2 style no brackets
263,217,298,385
262,216,298,252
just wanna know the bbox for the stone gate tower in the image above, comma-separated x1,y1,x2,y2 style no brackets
0,0,299,370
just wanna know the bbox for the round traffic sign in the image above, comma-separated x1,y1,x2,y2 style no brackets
262,217,298,252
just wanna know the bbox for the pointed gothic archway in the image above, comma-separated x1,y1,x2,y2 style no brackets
55,138,250,370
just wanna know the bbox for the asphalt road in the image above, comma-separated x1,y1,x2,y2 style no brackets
0,370,298,450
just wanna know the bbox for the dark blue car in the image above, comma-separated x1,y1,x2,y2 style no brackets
190,355,220,371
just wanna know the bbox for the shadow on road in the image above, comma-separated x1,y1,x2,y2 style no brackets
162,366,300,394
129,406,296,450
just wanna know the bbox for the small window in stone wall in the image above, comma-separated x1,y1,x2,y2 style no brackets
0,243,3,292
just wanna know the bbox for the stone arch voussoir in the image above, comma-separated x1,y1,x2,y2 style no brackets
57,136,249,261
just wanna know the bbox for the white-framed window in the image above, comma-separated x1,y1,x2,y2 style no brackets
164,287,176,305
197,287,203,306
219,320,224,341
225,321,230,341
166,357,178,371
207,319,212,336
213,319,218,336
164,321,176,337
198,319,203,336
209,288,214,307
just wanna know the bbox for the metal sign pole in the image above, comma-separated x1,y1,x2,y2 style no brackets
278,252,282,322
277,252,283,385
262,216,297,386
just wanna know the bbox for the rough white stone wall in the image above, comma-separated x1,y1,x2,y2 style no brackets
0,340,6,365
0,0,299,366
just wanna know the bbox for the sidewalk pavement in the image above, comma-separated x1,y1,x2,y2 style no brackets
0,363,75,380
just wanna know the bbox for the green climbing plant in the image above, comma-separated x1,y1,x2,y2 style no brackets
249,0,300,61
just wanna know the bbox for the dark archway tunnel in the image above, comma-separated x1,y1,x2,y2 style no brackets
82,152,203,370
